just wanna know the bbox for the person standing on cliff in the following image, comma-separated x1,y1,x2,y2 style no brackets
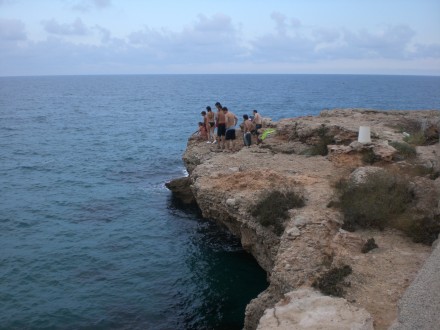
206,106,215,143
224,106,238,152
215,102,226,149
242,114,253,147
200,110,210,142
252,110,263,134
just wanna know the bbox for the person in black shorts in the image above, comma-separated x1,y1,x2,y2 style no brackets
223,106,238,151
252,109,263,134
206,106,215,143
215,102,226,149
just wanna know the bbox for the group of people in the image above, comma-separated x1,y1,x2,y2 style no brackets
197,102,263,151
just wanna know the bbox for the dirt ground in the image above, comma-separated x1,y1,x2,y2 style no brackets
343,229,431,329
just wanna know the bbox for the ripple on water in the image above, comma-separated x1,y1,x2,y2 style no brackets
3,75,436,329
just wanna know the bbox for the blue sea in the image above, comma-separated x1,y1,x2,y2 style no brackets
1,74,439,330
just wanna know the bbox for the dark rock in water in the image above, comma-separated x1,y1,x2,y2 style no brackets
165,177,195,205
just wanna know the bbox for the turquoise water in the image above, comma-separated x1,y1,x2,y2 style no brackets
0,75,439,329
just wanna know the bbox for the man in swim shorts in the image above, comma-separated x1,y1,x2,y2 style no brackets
215,102,226,149
223,106,238,151
200,110,210,142
252,110,262,134
206,106,215,143
242,114,253,147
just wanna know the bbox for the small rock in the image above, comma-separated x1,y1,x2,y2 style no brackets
286,226,301,237
293,216,308,226
361,238,379,253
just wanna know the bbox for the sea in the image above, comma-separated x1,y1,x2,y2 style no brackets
1,74,439,330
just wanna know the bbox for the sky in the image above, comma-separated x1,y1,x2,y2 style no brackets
1,0,439,76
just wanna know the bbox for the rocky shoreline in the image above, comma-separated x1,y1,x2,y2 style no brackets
167,109,440,329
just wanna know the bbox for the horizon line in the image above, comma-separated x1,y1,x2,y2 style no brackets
1,72,440,78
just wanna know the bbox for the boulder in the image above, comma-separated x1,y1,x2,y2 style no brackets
165,176,195,205
349,166,385,184
257,288,373,330
372,142,397,161
409,176,440,219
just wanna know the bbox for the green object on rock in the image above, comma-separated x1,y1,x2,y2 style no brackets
260,128,276,140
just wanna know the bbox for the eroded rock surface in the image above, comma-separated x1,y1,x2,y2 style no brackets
176,109,439,329
165,176,195,205
257,288,373,330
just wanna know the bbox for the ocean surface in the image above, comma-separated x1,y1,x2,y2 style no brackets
1,74,439,330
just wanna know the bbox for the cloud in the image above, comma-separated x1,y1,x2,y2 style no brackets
72,0,111,12
93,0,111,8
93,25,112,43
1,11,439,76
270,12,301,36
343,25,416,58
0,18,27,41
412,43,440,59
42,18,89,36
126,13,247,64
251,13,438,64
251,14,315,62
313,28,341,44
0,0,16,5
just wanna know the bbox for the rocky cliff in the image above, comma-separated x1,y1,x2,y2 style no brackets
170,109,440,330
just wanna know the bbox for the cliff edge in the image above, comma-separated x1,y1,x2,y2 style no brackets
171,109,440,329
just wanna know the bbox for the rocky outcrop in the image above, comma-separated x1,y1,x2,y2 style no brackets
171,109,440,329
257,288,373,330
165,176,195,205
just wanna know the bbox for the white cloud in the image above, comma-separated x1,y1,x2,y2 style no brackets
93,25,112,43
0,0,16,5
270,12,302,36
412,43,440,59
0,11,439,76
343,25,416,58
93,0,111,8
42,18,89,36
72,0,111,12
0,18,26,41
251,14,438,64
126,14,247,64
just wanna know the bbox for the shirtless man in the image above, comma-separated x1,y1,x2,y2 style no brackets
223,106,238,151
242,114,253,147
200,110,210,142
252,109,263,133
206,106,215,143
215,102,226,148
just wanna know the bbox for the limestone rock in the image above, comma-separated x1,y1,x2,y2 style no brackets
331,229,366,255
165,176,195,205
328,141,397,162
409,176,440,219
349,166,385,184
372,142,397,161
257,288,373,330
179,109,439,330
416,144,440,173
